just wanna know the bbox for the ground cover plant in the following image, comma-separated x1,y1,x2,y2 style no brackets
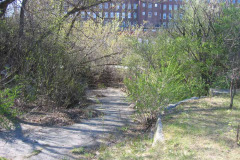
96,94,240,160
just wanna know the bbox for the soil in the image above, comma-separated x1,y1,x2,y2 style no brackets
0,87,135,160
15,99,101,127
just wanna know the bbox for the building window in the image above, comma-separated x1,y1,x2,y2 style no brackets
93,13,96,19
169,5,172,10
155,3,158,7
122,12,125,18
163,13,166,19
133,12,137,19
163,5,167,10
148,3,152,8
116,3,120,10
99,4,102,9
142,12,145,16
154,12,157,16
163,22,167,27
81,11,85,18
169,13,172,19
128,3,131,9
180,14,183,19
134,4,137,9
122,3,125,9
148,12,152,18
174,5,178,10
105,3,108,9
128,12,131,18
87,12,91,18
143,3,146,7
110,3,113,8
104,12,108,18
110,12,114,18
122,21,126,27
116,12,120,18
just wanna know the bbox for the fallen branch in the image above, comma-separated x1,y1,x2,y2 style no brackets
152,96,201,146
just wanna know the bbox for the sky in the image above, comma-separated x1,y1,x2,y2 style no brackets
5,0,22,17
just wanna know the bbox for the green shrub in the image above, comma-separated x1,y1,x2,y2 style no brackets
123,33,207,122
0,86,20,129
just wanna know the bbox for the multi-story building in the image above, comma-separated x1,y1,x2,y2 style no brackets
79,0,240,28
78,0,182,28
137,0,183,28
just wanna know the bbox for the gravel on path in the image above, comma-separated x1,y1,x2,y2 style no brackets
0,88,135,160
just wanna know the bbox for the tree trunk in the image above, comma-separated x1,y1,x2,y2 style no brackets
19,0,28,38
230,78,234,109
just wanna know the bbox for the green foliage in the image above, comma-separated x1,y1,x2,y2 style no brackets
0,86,20,129
1,4,126,108
123,2,240,121
25,149,43,158
71,147,85,154
18,37,86,106
96,96,240,160
211,75,230,89
124,32,206,121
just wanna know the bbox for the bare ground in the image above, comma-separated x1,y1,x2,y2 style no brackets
0,87,135,160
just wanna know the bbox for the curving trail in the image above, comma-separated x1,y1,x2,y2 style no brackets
0,88,135,160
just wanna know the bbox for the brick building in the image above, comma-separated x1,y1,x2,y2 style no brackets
137,0,183,28
79,0,240,28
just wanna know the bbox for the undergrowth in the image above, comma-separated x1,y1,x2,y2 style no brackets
94,94,240,160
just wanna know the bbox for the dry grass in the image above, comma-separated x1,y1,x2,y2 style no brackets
95,94,240,160
14,98,101,127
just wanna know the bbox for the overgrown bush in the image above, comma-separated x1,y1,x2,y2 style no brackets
0,0,127,110
124,33,206,122
0,86,20,129
123,1,238,122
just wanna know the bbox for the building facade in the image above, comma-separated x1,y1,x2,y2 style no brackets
79,0,240,28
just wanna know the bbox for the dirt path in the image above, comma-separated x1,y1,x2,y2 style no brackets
0,88,135,160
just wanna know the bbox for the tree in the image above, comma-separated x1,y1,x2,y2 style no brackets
0,0,126,109
215,4,240,109
167,1,229,92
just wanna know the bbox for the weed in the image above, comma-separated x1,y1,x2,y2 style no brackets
95,95,240,160
118,126,129,132
25,149,42,158
83,152,95,159
71,147,85,154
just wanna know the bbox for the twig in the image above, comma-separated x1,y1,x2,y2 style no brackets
237,124,240,145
